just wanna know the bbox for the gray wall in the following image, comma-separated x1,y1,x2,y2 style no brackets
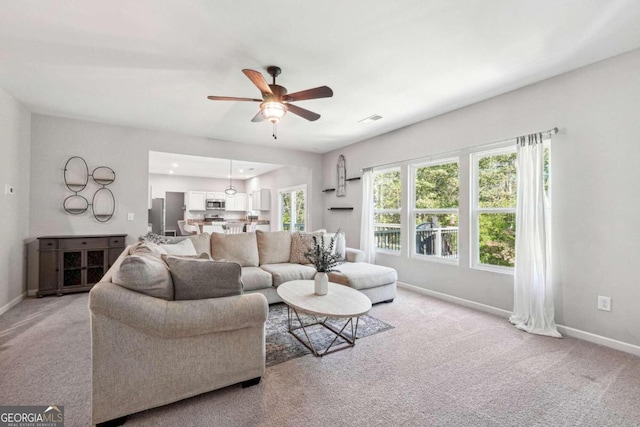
322,48,640,347
29,115,324,243
0,88,31,313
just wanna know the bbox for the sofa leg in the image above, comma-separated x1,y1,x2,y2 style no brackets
96,416,127,427
241,377,261,388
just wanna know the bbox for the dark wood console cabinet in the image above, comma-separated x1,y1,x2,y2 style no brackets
37,234,126,297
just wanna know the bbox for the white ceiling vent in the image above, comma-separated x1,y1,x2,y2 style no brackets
358,114,383,123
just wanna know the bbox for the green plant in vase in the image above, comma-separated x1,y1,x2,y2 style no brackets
305,230,343,295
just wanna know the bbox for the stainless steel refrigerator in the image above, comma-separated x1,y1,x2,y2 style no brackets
149,198,165,235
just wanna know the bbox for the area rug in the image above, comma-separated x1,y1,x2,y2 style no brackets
265,303,393,366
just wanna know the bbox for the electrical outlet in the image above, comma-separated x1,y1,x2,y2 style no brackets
127,213,135,221
5,184,14,195
597,296,611,312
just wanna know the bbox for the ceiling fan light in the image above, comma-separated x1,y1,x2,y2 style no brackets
260,102,287,123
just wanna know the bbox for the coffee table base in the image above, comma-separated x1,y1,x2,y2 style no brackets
286,305,361,357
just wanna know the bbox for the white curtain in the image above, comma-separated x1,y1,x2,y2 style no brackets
510,134,561,337
360,169,376,264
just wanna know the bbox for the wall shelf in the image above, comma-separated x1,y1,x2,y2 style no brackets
327,207,354,211
345,177,361,182
322,188,336,193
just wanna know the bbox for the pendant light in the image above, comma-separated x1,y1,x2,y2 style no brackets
225,159,237,196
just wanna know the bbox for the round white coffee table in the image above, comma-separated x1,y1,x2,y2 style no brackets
277,280,372,356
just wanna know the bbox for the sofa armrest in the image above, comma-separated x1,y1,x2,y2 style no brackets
89,282,268,339
345,247,365,263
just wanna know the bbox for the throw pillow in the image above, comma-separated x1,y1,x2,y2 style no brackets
112,254,174,300
256,230,292,265
129,242,168,257
187,232,211,256
322,232,346,260
165,257,243,300
290,231,324,264
159,238,197,256
210,232,259,267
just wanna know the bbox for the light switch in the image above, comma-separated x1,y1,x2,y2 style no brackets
127,213,135,221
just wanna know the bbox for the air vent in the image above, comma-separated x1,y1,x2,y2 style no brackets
358,114,383,123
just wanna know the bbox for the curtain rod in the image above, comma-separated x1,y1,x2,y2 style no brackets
361,126,558,172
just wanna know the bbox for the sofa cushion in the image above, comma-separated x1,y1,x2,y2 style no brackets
256,230,292,265
327,262,398,290
112,254,174,300
210,232,259,267
241,266,273,291
187,232,212,256
165,257,243,300
159,238,198,256
259,263,316,287
289,231,324,264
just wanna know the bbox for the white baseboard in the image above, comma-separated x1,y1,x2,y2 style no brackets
555,324,640,357
27,289,38,297
397,282,640,357
0,292,26,317
397,282,512,318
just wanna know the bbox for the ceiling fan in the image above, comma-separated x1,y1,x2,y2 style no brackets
207,66,333,138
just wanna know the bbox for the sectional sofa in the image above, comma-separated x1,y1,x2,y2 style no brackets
89,230,397,425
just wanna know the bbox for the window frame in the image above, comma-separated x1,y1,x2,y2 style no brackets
277,184,307,232
373,167,402,255
409,157,460,264
470,146,517,274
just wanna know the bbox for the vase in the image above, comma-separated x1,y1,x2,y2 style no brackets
314,272,328,296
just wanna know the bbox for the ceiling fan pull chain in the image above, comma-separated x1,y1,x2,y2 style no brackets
272,123,277,139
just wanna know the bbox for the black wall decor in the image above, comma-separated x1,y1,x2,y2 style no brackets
63,156,116,222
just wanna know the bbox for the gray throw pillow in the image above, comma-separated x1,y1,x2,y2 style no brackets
165,257,243,300
112,254,174,300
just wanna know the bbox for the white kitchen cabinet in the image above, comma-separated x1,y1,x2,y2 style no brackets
206,192,225,200
252,189,271,211
186,191,206,211
225,193,247,211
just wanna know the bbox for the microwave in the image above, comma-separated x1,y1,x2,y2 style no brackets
206,199,225,210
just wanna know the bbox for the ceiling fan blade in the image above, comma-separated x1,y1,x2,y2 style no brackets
207,96,262,102
251,111,265,122
286,104,321,121
284,86,333,102
242,69,273,97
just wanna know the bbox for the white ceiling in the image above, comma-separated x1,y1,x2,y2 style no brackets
148,151,282,179
2,1,640,153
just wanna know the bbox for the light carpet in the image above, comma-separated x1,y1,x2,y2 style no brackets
1,288,639,426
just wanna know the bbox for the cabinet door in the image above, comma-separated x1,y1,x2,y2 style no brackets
235,193,247,211
213,192,225,200
61,250,84,287
86,249,107,284
225,194,236,211
38,251,59,292
188,191,206,211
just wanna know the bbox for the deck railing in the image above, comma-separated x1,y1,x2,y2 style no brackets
374,224,459,259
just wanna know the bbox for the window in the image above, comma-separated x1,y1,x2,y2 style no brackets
279,185,306,232
411,159,459,261
373,168,401,252
472,148,517,270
